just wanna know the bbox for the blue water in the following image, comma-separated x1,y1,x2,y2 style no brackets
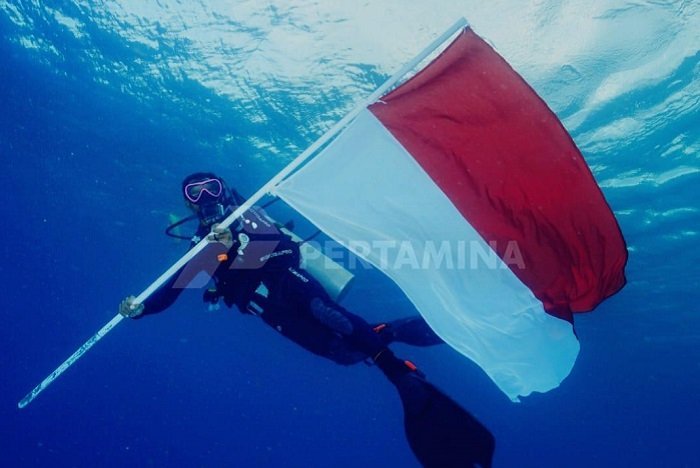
2,2,699,467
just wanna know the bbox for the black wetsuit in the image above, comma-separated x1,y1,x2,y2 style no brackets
141,206,385,365
139,208,494,468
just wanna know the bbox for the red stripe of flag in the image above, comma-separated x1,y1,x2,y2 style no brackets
369,28,627,321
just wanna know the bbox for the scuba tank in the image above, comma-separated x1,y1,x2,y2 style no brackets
279,226,354,302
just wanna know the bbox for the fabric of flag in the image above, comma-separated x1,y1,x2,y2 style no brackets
273,27,627,400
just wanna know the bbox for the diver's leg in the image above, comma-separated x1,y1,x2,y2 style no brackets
307,293,494,466
373,316,444,347
309,298,385,357
300,271,432,362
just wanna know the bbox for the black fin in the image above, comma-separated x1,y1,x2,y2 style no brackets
396,373,495,468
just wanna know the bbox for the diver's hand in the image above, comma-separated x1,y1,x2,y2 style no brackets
119,295,144,318
208,224,234,249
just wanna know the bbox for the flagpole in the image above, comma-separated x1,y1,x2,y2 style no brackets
17,17,469,409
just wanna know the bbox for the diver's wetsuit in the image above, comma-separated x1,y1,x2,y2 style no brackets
140,205,386,365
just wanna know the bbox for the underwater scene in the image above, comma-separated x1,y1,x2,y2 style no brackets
1,1,698,467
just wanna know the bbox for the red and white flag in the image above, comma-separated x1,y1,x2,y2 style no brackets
274,27,627,400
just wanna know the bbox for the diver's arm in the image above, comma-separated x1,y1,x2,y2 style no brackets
119,234,205,319
118,267,186,318
126,226,233,317
138,270,186,317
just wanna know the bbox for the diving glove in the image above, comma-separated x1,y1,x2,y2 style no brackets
207,223,234,249
119,295,145,318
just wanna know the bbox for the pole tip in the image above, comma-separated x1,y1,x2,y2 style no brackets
18,394,32,409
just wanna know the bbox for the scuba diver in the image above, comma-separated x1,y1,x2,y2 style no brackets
119,172,495,467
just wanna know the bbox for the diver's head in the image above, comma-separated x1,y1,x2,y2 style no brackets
182,172,236,227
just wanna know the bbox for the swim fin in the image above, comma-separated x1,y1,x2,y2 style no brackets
398,373,495,467
374,316,444,347
375,351,495,468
